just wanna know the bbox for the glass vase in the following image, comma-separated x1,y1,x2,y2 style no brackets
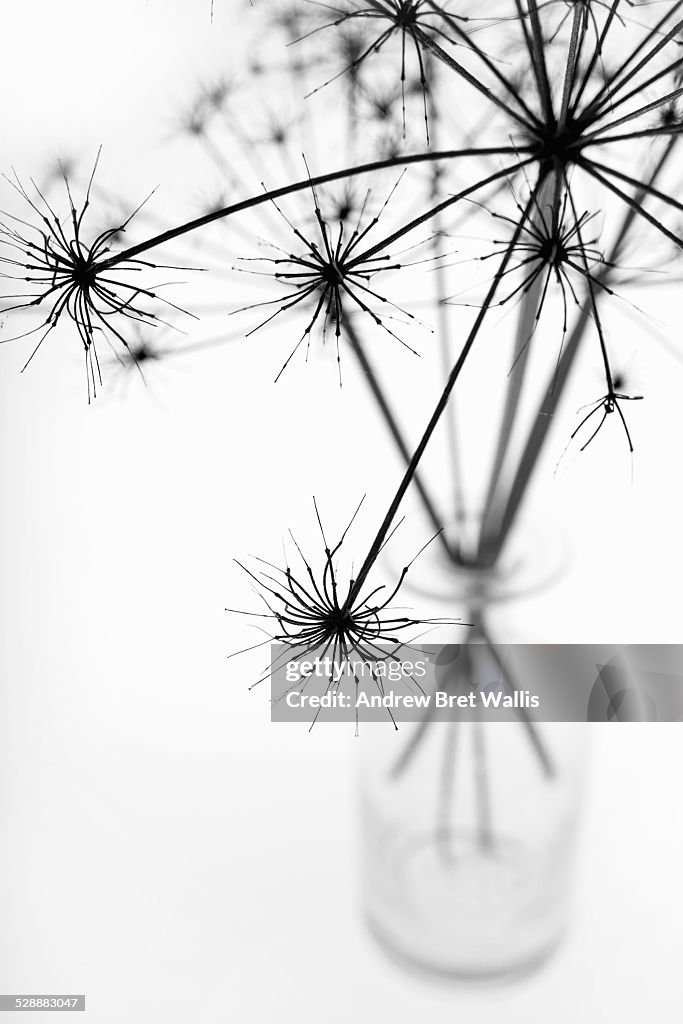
357,520,589,980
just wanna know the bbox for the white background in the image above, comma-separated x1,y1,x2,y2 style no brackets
1,2,682,1021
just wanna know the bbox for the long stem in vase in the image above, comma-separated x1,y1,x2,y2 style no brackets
344,317,453,558
346,181,544,606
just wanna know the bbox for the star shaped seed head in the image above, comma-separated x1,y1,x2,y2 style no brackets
0,151,197,399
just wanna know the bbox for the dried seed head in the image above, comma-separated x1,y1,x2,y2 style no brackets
228,498,461,729
232,170,431,384
0,151,197,399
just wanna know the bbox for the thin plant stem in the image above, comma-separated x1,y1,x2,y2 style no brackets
390,703,440,779
476,174,557,562
424,0,544,129
569,0,624,118
472,715,494,852
488,138,678,561
346,180,544,606
357,158,537,263
581,156,683,220
433,220,468,555
579,159,683,249
344,317,453,558
97,147,531,270
581,84,683,147
427,92,467,553
558,5,585,132
526,0,554,124
578,2,683,120
476,269,546,562
437,719,460,865
479,618,555,778
584,126,683,146
412,25,539,131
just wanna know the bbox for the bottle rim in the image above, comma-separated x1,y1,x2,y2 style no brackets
392,513,572,607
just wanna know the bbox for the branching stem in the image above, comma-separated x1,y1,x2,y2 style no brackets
98,147,531,270
346,180,544,605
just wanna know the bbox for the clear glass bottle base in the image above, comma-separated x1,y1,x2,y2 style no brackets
362,821,573,980
366,912,565,985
